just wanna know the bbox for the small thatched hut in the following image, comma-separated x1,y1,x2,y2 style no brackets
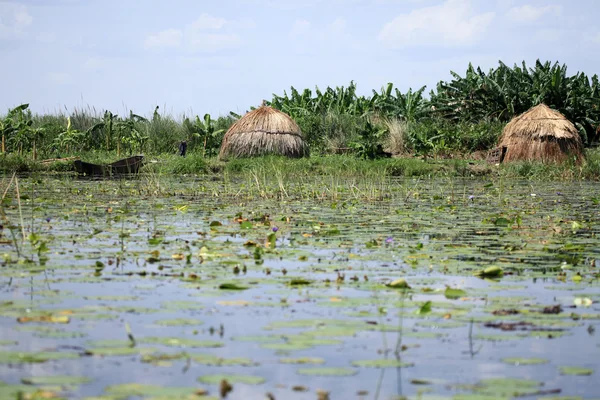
218,106,309,160
497,104,584,163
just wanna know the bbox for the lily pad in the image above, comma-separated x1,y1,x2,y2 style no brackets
279,357,325,365
21,375,92,386
559,366,594,376
139,337,224,348
501,358,549,365
445,287,467,299
386,278,411,289
197,374,265,385
297,367,358,376
105,383,214,398
154,318,204,326
352,359,414,368
474,266,503,278
0,350,79,364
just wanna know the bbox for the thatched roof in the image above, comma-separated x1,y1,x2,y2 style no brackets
219,106,309,160
497,104,584,163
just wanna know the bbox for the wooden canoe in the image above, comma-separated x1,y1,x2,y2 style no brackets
74,155,144,176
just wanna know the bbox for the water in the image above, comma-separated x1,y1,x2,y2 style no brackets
0,175,599,399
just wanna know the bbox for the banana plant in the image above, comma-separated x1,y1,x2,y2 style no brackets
183,114,225,157
1,104,31,153
53,117,85,154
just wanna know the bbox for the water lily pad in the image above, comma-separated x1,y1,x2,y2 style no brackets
0,350,79,364
105,383,213,398
501,358,549,365
386,279,411,289
192,354,255,366
559,366,594,376
218,283,249,290
161,301,204,310
21,375,91,386
474,266,503,278
197,374,265,385
89,347,156,357
154,318,204,326
279,357,325,365
297,367,358,376
352,359,414,368
139,337,223,348
445,287,467,299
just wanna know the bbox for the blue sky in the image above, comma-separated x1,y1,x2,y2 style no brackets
1,0,598,118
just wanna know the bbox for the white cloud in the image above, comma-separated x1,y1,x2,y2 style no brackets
144,13,251,53
378,0,495,48
289,17,355,54
189,13,226,30
144,28,183,49
507,4,562,23
0,3,32,39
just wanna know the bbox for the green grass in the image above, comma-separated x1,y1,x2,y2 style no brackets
1,150,599,181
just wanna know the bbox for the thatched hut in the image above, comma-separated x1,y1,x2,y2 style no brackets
496,104,584,163
218,106,309,160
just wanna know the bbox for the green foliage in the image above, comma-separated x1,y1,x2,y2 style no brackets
431,60,600,145
2,59,598,161
182,113,226,157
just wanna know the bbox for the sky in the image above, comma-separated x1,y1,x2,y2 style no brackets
1,0,598,118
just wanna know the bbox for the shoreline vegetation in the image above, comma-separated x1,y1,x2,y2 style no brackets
1,60,599,180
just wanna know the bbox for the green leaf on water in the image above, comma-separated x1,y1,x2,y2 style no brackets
469,378,543,397
139,337,223,348
218,283,248,290
501,358,549,365
493,217,512,227
559,366,594,376
445,287,467,300
209,221,222,227
261,342,313,351
240,221,253,230
352,359,414,368
279,357,325,365
416,301,432,315
154,318,204,326
197,374,265,385
474,266,503,278
105,383,214,398
0,350,79,364
21,375,92,386
386,278,410,289
297,367,358,376
88,347,156,357
192,354,255,366
289,278,312,286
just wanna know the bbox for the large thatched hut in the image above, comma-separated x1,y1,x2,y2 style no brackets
218,106,309,160
496,104,584,163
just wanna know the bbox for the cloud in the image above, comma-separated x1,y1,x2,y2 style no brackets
189,13,226,30
289,17,355,54
506,4,562,23
144,28,183,49
0,3,33,39
378,0,495,48
144,13,250,53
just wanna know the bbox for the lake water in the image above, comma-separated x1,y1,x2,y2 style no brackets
0,175,599,399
